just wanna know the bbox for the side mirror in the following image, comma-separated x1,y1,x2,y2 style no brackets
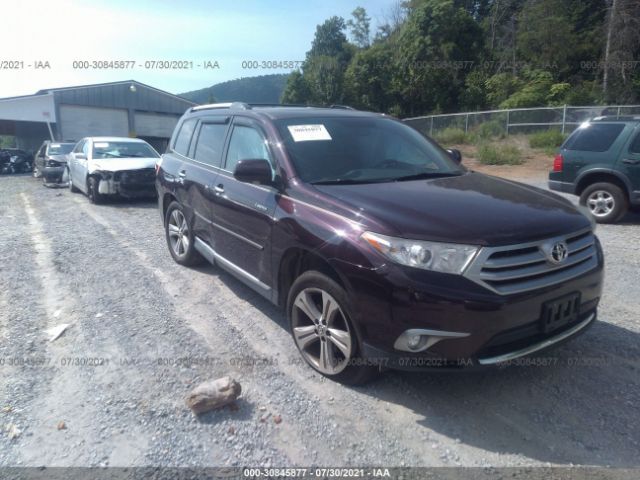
233,159,273,185
447,148,462,163
75,153,87,160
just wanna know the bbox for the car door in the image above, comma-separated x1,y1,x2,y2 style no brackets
185,116,230,248
211,118,278,292
617,125,640,199
69,139,86,190
75,139,91,192
35,143,46,171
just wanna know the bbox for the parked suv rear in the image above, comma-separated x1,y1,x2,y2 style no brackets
549,117,640,223
157,103,604,384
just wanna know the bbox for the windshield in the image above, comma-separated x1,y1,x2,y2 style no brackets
92,141,159,159
49,143,74,155
274,116,463,184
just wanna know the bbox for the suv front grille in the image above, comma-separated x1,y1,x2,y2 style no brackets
464,229,598,295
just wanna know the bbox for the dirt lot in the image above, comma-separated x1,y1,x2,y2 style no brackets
1,173,639,469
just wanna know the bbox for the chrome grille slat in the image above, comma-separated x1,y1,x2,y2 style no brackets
483,250,546,269
463,228,598,295
479,246,596,282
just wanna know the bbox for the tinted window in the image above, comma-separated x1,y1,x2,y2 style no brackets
225,126,271,173
274,116,461,184
92,141,159,159
564,123,625,152
629,131,640,154
194,123,227,167
174,119,197,156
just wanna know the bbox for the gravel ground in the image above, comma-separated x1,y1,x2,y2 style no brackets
0,174,639,468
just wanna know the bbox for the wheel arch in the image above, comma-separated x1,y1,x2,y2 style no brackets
575,170,631,200
277,247,350,309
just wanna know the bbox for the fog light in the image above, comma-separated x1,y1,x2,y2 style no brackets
407,334,422,350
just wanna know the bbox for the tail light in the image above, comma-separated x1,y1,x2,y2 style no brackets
553,154,563,172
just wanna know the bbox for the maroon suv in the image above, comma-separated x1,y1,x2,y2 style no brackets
156,103,604,384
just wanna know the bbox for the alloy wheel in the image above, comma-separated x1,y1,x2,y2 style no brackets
167,209,190,257
291,288,353,375
587,190,615,217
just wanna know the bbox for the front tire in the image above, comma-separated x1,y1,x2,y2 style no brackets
580,182,628,224
287,271,378,385
164,201,204,266
87,176,103,204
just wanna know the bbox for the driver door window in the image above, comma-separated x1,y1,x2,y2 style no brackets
224,126,272,174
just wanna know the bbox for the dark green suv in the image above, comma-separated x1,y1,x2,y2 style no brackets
549,117,640,223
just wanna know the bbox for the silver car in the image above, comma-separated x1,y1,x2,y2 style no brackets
66,137,160,203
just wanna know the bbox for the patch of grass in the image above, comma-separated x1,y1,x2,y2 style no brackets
433,127,469,145
471,120,506,142
477,143,523,165
529,129,565,149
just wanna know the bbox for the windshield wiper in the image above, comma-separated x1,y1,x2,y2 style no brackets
392,171,463,182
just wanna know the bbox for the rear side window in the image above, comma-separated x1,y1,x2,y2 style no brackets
564,123,625,152
629,131,640,154
194,123,227,167
173,119,197,156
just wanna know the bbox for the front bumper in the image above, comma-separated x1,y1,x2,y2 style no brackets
339,241,604,370
42,166,65,183
96,170,157,198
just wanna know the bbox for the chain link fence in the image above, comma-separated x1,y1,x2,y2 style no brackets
404,104,640,137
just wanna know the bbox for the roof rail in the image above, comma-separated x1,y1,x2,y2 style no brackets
329,104,355,110
191,102,250,112
591,115,640,121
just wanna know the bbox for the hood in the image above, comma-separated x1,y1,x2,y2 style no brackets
89,157,157,172
48,154,68,163
312,172,591,246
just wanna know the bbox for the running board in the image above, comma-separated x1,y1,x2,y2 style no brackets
194,237,271,295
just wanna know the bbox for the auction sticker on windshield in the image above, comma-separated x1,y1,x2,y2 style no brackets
287,124,332,142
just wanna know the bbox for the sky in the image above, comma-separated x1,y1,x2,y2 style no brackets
1,0,398,98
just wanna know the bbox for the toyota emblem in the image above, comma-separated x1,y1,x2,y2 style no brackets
548,241,569,264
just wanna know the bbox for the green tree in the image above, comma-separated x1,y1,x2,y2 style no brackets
281,71,311,104
393,0,485,115
346,7,371,48
344,42,397,112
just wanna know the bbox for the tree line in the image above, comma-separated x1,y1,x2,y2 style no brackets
281,0,640,117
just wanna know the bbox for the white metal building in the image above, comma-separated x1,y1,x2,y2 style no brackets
0,80,196,152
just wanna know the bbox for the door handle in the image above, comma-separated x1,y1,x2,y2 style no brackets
622,158,640,165
214,184,225,194
178,170,186,177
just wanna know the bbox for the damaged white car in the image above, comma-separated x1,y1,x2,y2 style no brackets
65,137,160,204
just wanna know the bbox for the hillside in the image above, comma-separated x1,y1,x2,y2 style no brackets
179,74,289,105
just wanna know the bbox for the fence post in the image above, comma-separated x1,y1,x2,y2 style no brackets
562,105,567,134
465,113,469,133
616,106,621,119
430,116,434,137
506,110,510,136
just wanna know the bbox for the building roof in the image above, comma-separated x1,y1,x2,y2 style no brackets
0,80,195,105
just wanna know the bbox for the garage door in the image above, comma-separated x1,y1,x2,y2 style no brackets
59,105,128,142
134,113,179,138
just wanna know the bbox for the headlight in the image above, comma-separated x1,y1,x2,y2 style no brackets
361,231,479,274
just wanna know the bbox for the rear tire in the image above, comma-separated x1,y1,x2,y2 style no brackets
164,201,204,266
87,177,103,204
287,270,379,385
580,182,628,224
